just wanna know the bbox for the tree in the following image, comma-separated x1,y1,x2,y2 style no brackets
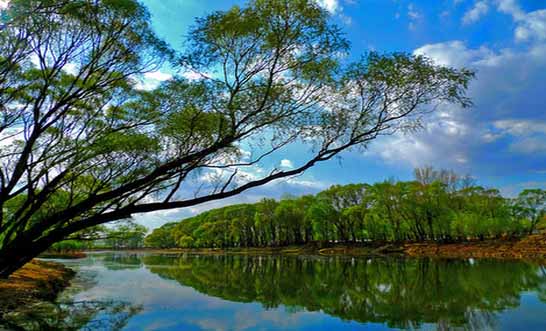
315,184,368,242
0,0,473,277
104,222,147,249
513,189,546,235
144,223,177,249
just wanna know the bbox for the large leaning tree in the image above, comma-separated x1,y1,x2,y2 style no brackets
0,0,473,277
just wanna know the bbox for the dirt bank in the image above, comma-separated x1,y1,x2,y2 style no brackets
39,251,87,259
404,234,546,260
0,260,75,319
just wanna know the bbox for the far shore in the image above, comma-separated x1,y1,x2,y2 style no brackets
66,233,546,262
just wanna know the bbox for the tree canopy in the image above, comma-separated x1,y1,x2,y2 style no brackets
0,0,473,277
145,168,545,249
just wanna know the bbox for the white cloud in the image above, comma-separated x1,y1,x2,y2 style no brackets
372,23,546,172
0,129,23,147
482,132,503,142
316,0,339,14
413,40,492,67
462,1,489,25
315,0,353,26
514,10,546,42
407,3,423,30
496,0,525,20
280,159,294,169
495,0,546,42
144,70,172,81
366,110,471,168
0,1,8,10
493,119,546,136
182,70,205,81
134,70,172,90
490,119,546,155
509,137,546,154
408,4,422,20
62,63,78,75
369,135,434,167
285,178,328,190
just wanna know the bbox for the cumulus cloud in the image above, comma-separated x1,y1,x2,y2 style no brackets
413,40,492,67
368,20,546,173
495,0,546,42
280,159,294,169
462,1,489,25
0,0,8,10
144,70,172,81
316,0,339,14
496,0,525,19
181,70,212,81
315,0,353,25
514,10,546,42
134,70,172,90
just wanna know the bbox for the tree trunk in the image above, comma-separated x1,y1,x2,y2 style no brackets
0,232,62,279
0,248,37,279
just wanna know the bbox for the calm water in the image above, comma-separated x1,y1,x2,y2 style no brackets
44,253,546,330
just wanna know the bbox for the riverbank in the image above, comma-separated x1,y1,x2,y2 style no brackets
404,234,546,260
139,234,546,261
0,260,75,323
39,251,87,259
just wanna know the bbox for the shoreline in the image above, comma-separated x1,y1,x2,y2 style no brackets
0,259,75,327
119,234,546,261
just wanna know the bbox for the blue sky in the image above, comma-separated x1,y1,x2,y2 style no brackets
135,0,546,228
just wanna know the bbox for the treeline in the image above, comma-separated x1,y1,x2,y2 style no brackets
50,221,148,252
145,167,546,248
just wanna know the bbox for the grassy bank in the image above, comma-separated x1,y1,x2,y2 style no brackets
141,234,546,261
0,260,75,322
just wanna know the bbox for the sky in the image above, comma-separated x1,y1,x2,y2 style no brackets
134,0,546,229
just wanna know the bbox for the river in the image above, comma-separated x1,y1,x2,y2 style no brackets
38,252,546,330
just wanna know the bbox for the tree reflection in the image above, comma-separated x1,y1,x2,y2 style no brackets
102,253,143,270
143,255,546,330
1,301,142,331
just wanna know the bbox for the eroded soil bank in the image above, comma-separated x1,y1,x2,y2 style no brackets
0,259,75,328
404,234,546,260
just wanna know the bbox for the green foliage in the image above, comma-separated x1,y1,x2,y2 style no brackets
103,222,147,249
144,223,177,248
50,240,85,252
145,168,543,248
0,0,474,278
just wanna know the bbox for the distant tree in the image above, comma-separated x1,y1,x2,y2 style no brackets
255,198,279,246
144,223,177,249
0,0,473,277
104,222,147,249
513,189,546,235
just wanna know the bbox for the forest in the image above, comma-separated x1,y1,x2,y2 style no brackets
145,167,546,249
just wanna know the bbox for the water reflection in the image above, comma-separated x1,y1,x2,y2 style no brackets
5,254,545,330
0,261,142,331
142,255,546,330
